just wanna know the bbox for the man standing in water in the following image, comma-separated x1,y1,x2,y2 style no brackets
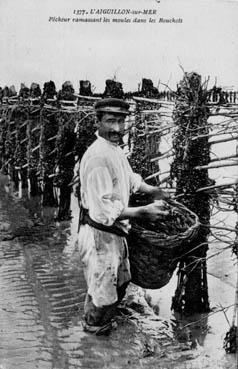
78,98,169,334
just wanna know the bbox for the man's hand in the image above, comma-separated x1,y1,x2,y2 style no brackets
152,187,170,201
138,181,170,201
140,202,170,222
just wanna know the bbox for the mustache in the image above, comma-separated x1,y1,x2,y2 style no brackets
108,131,124,136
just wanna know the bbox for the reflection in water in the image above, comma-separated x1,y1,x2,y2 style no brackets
172,311,209,348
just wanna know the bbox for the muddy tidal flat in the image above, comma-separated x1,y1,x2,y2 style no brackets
0,174,236,369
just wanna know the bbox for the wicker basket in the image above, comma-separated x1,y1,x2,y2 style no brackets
127,199,200,289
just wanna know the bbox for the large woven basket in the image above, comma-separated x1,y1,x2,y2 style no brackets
127,199,200,289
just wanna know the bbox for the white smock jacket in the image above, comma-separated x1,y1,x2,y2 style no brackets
78,133,142,307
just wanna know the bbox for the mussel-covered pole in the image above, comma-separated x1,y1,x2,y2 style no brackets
74,98,97,200
14,107,29,189
53,82,77,220
223,161,238,353
26,110,40,196
171,72,211,314
0,107,7,172
38,110,58,207
54,112,76,220
129,101,161,186
2,106,29,189
3,107,16,180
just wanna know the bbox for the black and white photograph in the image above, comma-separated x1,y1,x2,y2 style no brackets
0,0,238,368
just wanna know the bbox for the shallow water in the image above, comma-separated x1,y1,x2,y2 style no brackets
0,173,237,369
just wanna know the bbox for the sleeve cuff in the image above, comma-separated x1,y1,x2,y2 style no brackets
130,173,143,193
89,200,124,226
108,200,124,225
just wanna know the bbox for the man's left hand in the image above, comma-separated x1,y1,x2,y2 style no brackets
152,188,170,201
138,181,171,201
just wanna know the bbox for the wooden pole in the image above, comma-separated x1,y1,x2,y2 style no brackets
171,72,210,314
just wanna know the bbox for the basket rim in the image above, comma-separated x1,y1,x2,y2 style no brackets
130,199,200,243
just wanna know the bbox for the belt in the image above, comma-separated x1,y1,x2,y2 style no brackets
78,206,128,238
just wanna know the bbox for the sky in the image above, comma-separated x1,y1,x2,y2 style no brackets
0,0,238,93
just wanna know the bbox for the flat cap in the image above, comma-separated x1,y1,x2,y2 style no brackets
94,98,130,115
